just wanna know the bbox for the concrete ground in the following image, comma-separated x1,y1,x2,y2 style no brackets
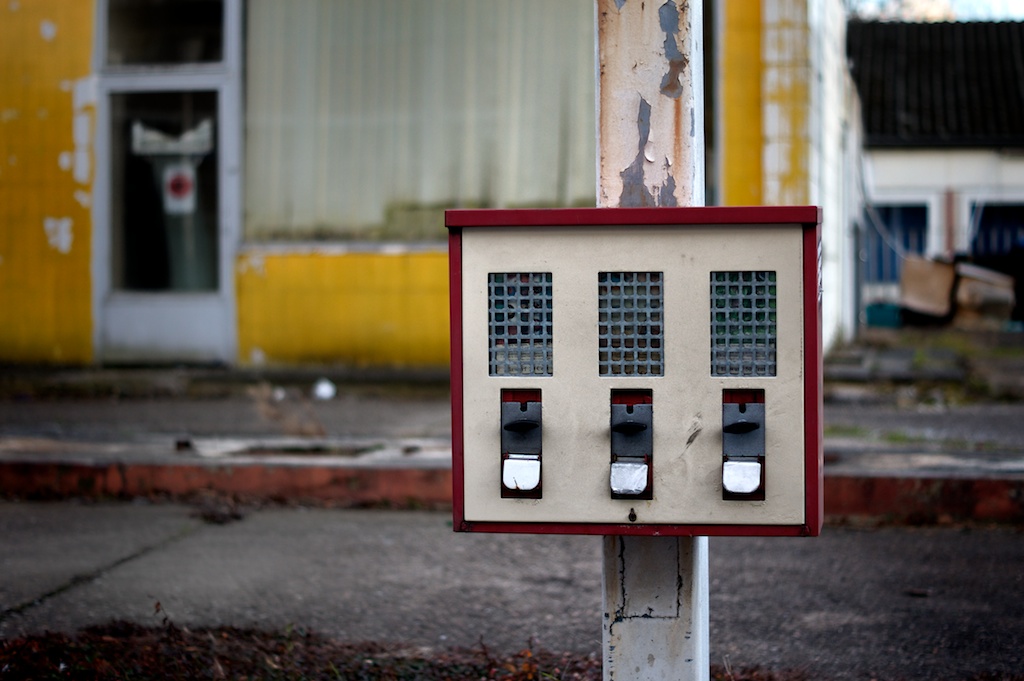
0,502,1021,681
1,333,1024,679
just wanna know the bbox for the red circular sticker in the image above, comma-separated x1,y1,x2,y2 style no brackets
167,173,193,199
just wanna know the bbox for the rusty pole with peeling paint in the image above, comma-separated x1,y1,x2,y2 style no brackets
597,0,705,209
596,0,709,679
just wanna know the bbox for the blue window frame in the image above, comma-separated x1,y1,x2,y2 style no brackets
970,204,1024,258
864,205,928,284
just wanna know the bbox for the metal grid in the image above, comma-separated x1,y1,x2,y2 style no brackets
710,271,777,377
598,272,664,376
488,273,553,376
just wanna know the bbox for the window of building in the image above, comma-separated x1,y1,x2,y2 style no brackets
106,0,224,66
969,203,1024,272
863,204,928,284
102,0,232,293
109,91,219,291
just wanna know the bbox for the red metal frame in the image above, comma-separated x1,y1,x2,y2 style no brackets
722,388,765,405
447,206,823,537
448,229,467,533
446,205,821,229
802,222,825,536
610,389,653,406
501,389,543,406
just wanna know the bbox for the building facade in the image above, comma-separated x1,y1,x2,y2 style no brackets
0,0,860,367
848,19,1024,308
718,0,863,345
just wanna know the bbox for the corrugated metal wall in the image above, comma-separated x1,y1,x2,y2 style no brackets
245,0,596,241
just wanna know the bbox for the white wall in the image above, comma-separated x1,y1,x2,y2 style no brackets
758,0,862,350
804,0,863,348
866,148,1024,254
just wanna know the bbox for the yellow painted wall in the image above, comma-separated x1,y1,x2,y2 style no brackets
719,0,763,206
761,0,811,205
0,0,816,369
236,250,450,368
0,1,94,363
720,0,811,208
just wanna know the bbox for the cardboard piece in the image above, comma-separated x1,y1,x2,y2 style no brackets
900,255,956,317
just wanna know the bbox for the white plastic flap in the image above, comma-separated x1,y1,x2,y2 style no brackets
610,461,648,495
723,460,762,494
502,457,541,491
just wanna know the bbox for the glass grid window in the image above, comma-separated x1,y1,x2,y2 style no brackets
711,271,777,377
488,273,553,376
598,272,664,376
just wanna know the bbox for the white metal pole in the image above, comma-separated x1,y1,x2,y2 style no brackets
596,1,709,679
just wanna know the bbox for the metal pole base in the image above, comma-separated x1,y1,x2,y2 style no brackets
602,535,709,680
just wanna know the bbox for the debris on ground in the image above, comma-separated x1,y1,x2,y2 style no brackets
0,620,813,681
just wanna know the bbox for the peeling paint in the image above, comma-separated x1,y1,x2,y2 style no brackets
238,253,267,276
1,0,95,363
619,99,657,207
72,113,91,183
618,98,679,207
73,111,90,147
614,0,627,9
761,0,811,205
72,76,96,109
69,76,96,186
71,80,96,184
658,1,688,98
659,161,678,206
43,217,73,254
598,0,702,208
39,19,56,41
73,150,90,184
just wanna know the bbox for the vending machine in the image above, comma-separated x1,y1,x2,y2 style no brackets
447,206,823,536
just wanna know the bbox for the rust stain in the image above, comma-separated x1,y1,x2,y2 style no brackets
599,0,694,207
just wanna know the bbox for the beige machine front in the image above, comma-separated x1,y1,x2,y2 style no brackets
459,224,806,527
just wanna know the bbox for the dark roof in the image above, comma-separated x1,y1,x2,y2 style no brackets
847,20,1024,148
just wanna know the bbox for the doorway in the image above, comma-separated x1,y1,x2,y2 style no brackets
94,0,240,363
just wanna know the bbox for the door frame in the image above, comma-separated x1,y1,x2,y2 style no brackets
91,0,242,364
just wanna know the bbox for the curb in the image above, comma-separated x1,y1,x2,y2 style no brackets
2,461,1022,525
825,475,1024,524
0,462,452,509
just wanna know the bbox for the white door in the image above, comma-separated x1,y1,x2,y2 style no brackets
93,0,241,363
